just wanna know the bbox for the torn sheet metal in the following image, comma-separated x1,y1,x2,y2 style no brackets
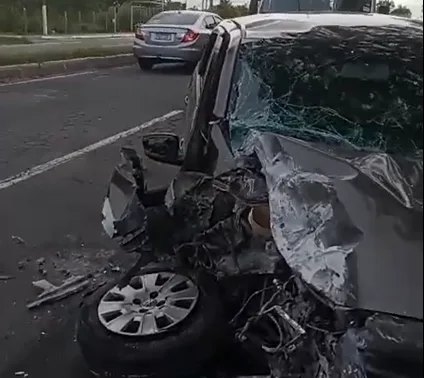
251,132,423,320
0,275,14,281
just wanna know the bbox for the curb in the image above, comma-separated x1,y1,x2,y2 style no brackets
0,54,135,82
40,33,134,40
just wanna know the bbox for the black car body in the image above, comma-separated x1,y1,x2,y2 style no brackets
97,12,423,378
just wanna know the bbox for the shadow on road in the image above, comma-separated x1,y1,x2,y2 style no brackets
149,63,194,76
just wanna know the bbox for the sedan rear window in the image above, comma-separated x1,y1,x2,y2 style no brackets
146,12,200,25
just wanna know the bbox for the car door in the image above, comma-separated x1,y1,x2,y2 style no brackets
182,29,221,153
182,21,243,175
181,28,226,174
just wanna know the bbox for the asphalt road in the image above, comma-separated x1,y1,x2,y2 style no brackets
0,64,190,378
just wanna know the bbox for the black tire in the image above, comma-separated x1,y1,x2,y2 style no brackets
76,264,227,378
138,58,154,71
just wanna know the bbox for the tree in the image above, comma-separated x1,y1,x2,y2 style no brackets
390,4,412,17
376,0,394,13
376,0,411,17
211,1,249,18
165,1,185,10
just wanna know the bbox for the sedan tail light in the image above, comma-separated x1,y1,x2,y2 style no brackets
182,30,199,43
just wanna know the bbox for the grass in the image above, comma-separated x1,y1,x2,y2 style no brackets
0,45,132,66
0,36,32,45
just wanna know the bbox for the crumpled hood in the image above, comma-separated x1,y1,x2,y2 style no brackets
251,131,423,319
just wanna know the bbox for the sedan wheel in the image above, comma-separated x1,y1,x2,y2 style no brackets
97,272,199,336
138,58,154,71
76,264,227,378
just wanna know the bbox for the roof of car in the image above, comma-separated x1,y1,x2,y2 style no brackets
159,10,217,16
232,12,423,37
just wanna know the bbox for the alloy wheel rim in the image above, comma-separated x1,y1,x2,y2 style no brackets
98,272,199,336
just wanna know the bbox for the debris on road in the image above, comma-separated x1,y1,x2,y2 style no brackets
14,372,28,377
12,235,26,245
109,264,121,273
0,274,15,281
36,257,48,276
36,257,46,266
17,258,30,271
27,275,91,310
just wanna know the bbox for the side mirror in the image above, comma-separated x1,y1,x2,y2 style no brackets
205,23,215,30
142,133,183,166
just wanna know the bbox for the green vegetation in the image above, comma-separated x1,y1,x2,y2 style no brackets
0,45,131,66
377,0,413,17
210,0,249,18
0,1,179,34
0,0,249,35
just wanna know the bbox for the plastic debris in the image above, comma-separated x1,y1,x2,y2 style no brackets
14,372,28,377
27,275,91,310
0,275,14,281
36,257,46,266
12,235,26,245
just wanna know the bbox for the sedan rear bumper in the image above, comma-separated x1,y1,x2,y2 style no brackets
133,43,202,63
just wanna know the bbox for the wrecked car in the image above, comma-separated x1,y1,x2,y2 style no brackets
76,12,423,378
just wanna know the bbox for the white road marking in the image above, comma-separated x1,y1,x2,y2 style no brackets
0,66,133,88
0,110,183,191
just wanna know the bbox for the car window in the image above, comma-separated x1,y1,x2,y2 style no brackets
146,12,200,25
203,16,216,28
213,15,223,24
228,26,423,156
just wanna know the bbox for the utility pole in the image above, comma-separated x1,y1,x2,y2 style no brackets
64,11,68,34
41,0,48,35
113,2,119,34
23,7,28,34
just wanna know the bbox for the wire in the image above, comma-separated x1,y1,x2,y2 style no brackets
230,285,275,325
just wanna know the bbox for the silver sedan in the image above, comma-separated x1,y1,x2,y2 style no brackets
133,10,222,70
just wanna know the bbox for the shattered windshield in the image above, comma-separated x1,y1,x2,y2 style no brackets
229,25,423,157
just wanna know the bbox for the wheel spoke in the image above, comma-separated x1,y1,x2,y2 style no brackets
160,274,187,295
140,313,157,335
109,285,135,300
166,287,198,301
142,273,159,292
98,301,125,315
107,313,134,333
163,305,191,322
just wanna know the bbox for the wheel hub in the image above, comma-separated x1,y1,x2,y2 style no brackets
97,272,199,337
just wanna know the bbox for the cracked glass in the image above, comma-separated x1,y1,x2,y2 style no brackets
229,25,423,157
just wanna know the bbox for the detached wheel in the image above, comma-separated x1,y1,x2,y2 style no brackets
138,58,154,71
76,264,226,378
